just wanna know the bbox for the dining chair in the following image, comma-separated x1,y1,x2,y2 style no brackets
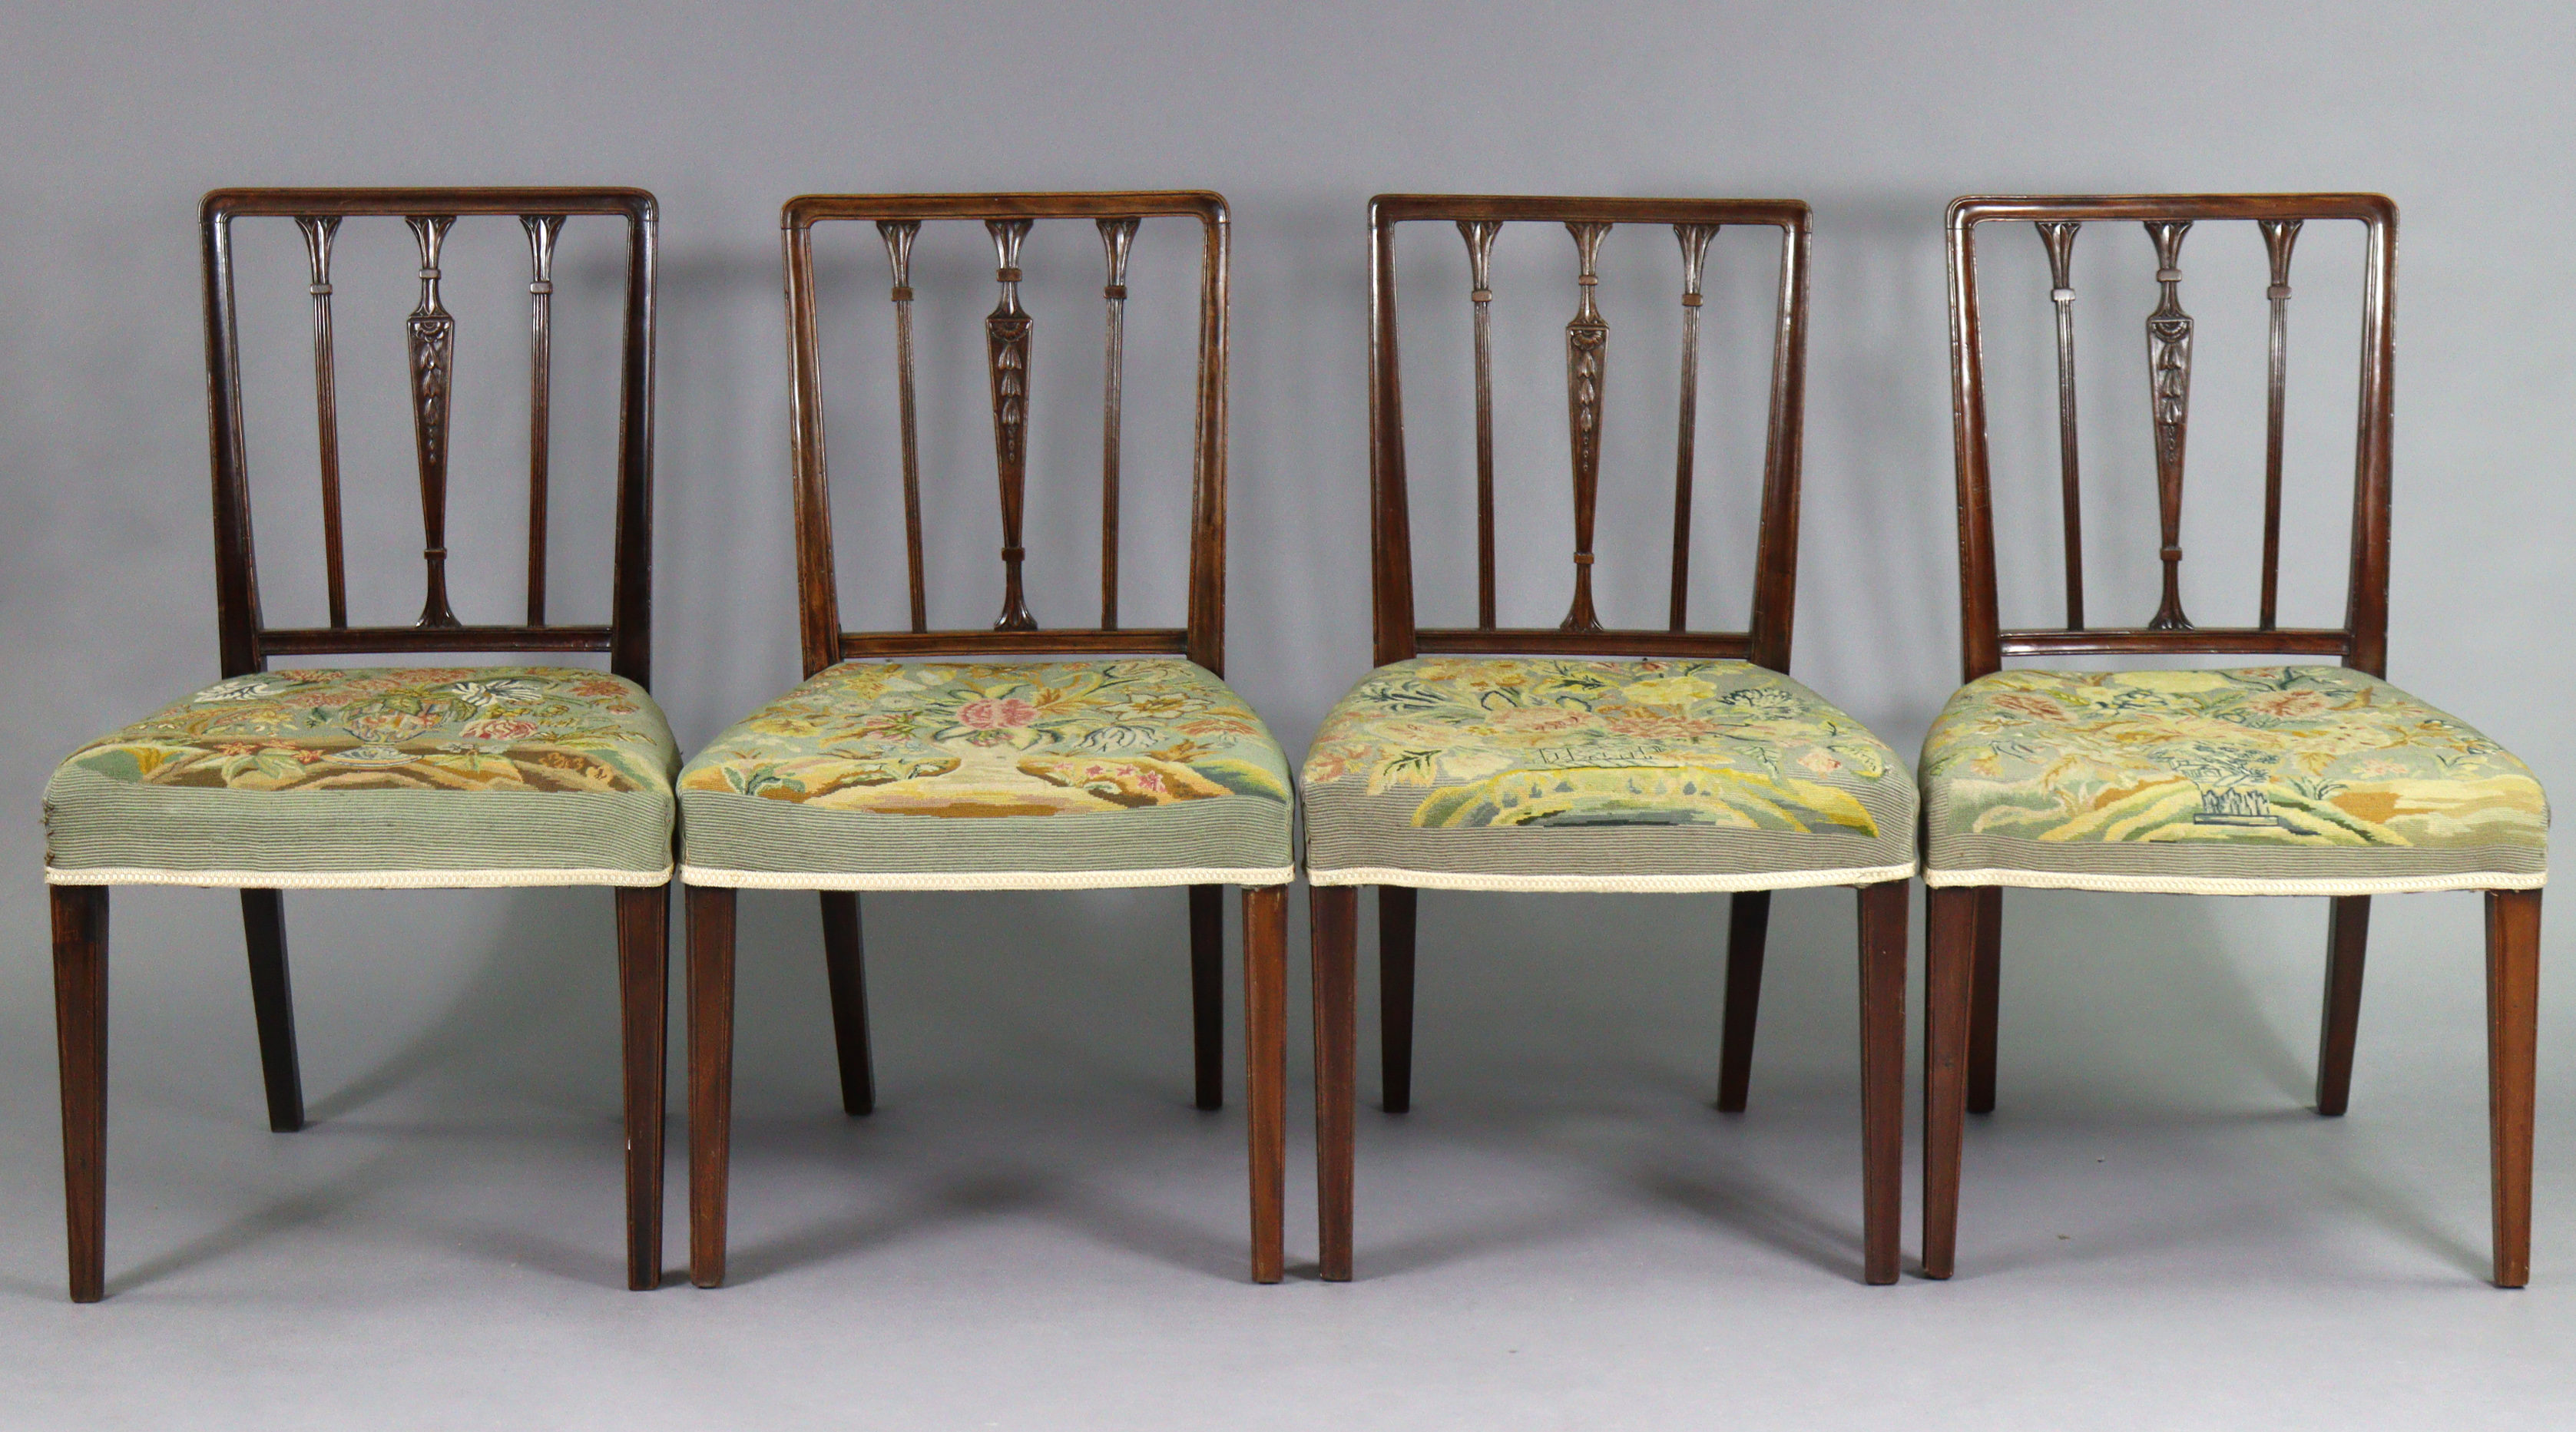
41,187,672,1301
1922,193,2545,1285
1304,196,1919,1285
677,191,1293,1287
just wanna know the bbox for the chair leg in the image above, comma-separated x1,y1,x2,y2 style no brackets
1378,885,1416,1114
1190,885,1223,1111
1922,885,1979,1281
1715,889,1772,1113
53,885,108,1305
818,891,876,1116
2315,895,2370,1116
2486,887,2540,1289
1856,880,1907,1285
686,885,737,1289
614,885,668,1292
1966,885,2003,1114
1312,885,1358,1283
1242,885,1287,1285
239,889,306,1133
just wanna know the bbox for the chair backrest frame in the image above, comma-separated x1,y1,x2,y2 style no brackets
782,190,1232,680
1945,192,2397,683
1366,194,1813,673
200,186,659,686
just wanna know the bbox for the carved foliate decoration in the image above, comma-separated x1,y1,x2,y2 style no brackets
2141,220,2194,631
985,218,1038,631
405,214,461,629
1560,221,1611,632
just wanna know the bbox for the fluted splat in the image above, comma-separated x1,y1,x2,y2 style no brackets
406,214,461,629
1560,221,1611,632
1669,223,1717,631
2141,220,2194,632
521,213,565,626
879,220,926,632
2258,218,2302,631
295,215,349,630
2035,220,2084,629
1459,220,1503,629
985,218,1038,631
1098,216,1139,629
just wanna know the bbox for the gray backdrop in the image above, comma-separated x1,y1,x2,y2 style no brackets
2,3,2572,1427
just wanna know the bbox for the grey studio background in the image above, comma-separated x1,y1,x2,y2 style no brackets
2,2,2572,1428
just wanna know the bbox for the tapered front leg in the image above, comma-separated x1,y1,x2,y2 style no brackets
1856,880,1907,1285
615,885,670,1291
1311,885,1358,1282
818,891,876,1116
686,885,737,1289
1190,885,1224,1110
2315,895,2370,1116
53,885,108,1304
1715,889,1772,1112
2486,887,2540,1288
1241,885,1288,1285
239,889,306,1133
1967,885,2002,1113
1378,886,1416,1113
1922,885,1979,1280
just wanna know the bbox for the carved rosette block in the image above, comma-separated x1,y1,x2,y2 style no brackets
2141,220,2194,632
985,218,1038,631
405,214,461,629
1560,221,1612,633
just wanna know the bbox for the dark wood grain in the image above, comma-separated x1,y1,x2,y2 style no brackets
1967,885,2002,1115
1856,880,1907,1286
2315,894,2369,1116
819,891,876,1116
1311,885,1358,1282
1368,194,1808,671
1098,217,1140,629
1379,886,1417,1115
2035,221,2084,628
1945,193,2395,683
616,885,669,1291
1190,885,1223,1111
1713,889,1770,1113
521,213,565,625
238,889,305,1133
782,191,1230,679
2485,888,2539,1288
2257,218,2303,631
51,886,107,1304
200,187,658,682
1921,885,1978,1281
685,885,736,1289
1243,885,1288,1285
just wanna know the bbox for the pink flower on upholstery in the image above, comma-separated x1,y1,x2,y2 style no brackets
462,717,541,741
959,698,1040,729
2244,691,2331,719
2353,757,2408,778
1604,713,1717,740
1797,749,1843,775
1990,693,2071,722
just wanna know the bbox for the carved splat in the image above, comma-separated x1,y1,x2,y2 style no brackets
2258,218,2303,631
1560,221,1611,632
985,218,1038,631
1669,223,1718,631
2141,220,2194,631
521,213,565,626
1458,220,1502,629
1098,216,1140,629
405,214,461,629
294,215,349,630
2035,220,2084,629
879,220,927,632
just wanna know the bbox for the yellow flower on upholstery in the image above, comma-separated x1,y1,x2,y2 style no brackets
2113,670,2234,693
1624,675,1716,706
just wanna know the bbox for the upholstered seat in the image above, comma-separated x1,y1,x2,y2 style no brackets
1302,656,1916,892
678,657,1295,889
1920,665,2547,895
44,666,677,888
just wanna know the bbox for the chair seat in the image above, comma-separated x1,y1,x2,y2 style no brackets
1300,657,1917,892
43,666,677,888
677,659,1295,890
1920,665,2548,895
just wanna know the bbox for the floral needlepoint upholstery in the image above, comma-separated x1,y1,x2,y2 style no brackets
1919,666,2548,895
677,659,1296,890
43,666,678,888
1299,657,1916,892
